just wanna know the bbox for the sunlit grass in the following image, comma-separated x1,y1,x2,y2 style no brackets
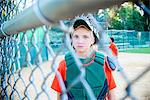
124,48,150,54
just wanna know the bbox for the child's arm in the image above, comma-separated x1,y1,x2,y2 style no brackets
57,93,61,100
104,57,117,99
107,89,116,100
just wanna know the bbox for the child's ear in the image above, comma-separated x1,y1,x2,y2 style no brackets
90,38,95,47
92,39,95,45
91,35,95,45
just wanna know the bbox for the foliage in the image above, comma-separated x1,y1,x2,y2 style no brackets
106,2,148,31
141,0,150,31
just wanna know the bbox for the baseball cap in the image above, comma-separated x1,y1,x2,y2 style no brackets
72,14,100,40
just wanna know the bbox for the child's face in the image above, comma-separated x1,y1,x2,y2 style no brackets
72,27,94,54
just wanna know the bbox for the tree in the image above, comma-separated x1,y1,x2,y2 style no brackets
141,0,150,31
108,2,148,31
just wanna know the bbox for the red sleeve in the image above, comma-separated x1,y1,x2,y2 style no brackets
51,60,66,93
113,43,118,57
104,59,116,90
109,43,118,57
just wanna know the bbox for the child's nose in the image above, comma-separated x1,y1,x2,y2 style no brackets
78,38,84,43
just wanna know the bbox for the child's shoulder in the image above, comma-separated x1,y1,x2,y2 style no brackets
64,52,72,59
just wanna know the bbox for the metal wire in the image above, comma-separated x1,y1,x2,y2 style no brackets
0,0,150,100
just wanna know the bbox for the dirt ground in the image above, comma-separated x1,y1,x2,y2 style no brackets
114,53,150,100
3,53,150,100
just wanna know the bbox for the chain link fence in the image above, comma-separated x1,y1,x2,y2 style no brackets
108,30,150,51
0,0,150,100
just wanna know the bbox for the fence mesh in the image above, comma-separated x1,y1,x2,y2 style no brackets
0,0,150,100
108,30,150,51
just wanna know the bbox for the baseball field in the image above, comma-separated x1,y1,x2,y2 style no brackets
2,52,150,100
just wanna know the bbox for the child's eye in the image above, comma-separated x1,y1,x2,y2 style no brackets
83,35,89,39
73,35,79,39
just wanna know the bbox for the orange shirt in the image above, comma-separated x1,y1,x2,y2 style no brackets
51,58,116,93
109,43,118,57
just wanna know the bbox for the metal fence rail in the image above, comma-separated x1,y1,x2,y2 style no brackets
0,0,150,100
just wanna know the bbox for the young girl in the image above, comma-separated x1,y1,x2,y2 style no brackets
51,14,116,100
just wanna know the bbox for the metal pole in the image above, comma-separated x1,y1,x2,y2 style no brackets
0,0,128,37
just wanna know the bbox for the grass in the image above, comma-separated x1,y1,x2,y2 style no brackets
123,48,150,54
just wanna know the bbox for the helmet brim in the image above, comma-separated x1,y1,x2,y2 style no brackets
73,19,91,31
